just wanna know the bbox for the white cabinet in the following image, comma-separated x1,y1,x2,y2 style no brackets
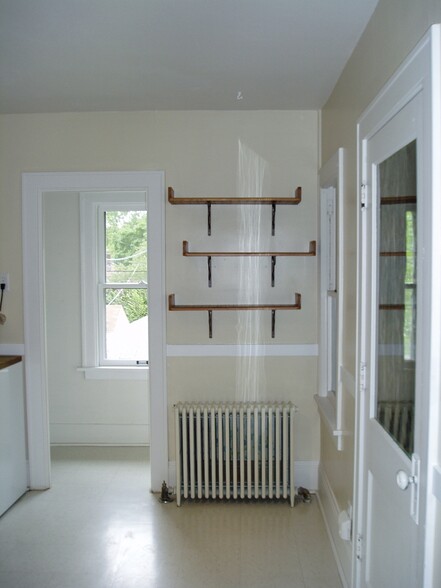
0,358,28,516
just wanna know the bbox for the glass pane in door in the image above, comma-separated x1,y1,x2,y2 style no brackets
376,140,417,456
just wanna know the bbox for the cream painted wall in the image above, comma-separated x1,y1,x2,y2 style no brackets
43,192,149,444
0,110,319,455
321,0,441,585
167,357,319,462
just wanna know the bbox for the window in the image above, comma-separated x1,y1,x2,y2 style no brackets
315,149,345,450
80,192,149,378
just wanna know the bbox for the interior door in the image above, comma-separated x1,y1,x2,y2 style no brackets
359,90,427,587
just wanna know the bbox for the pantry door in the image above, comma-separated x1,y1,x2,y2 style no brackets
356,30,437,588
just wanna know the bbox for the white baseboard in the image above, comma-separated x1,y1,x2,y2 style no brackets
316,464,352,588
167,459,319,492
295,460,319,490
50,423,150,445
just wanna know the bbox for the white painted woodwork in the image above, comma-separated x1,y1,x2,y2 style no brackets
356,26,441,588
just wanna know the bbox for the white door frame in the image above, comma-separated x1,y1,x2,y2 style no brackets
22,171,168,492
354,25,441,587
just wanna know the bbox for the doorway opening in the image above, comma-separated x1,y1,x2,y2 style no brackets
22,172,167,492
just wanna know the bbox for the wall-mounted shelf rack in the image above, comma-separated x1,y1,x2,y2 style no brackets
182,240,316,287
379,304,406,310
168,186,302,236
168,293,302,338
380,195,416,205
380,251,406,257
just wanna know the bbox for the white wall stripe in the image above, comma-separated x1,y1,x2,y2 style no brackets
0,344,25,355
166,344,318,357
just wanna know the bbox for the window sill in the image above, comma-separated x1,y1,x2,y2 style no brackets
314,394,344,451
78,366,149,381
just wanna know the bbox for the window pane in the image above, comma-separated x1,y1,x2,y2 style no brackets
105,288,148,361
105,211,147,284
376,140,416,456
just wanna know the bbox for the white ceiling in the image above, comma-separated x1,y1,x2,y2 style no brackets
0,0,379,114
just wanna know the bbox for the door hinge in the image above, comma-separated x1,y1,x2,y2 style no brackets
359,362,367,393
410,453,420,524
356,533,363,561
360,184,368,209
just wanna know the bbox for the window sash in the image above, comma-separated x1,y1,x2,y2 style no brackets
80,193,148,370
98,284,148,366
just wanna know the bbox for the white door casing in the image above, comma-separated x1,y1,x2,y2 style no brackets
355,26,441,588
22,172,168,492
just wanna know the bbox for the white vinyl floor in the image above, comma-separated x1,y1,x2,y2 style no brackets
0,447,343,588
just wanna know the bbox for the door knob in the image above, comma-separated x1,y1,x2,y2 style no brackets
396,470,416,490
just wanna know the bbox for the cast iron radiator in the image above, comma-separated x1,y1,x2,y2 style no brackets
174,402,296,506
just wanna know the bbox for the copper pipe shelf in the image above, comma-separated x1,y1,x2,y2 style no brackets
168,293,302,338
182,240,315,257
380,251,406,257
183,240,316,287
168,186,302,236
380,195,416,205
168,293,302,311
168,186,302,206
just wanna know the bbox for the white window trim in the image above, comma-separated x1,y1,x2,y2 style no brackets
315,148,346,451
80,192,148,378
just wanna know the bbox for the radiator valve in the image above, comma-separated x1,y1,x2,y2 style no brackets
296,487,312,504
158,481,174,503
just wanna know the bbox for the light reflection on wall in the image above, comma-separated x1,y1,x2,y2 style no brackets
235,140,268,402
